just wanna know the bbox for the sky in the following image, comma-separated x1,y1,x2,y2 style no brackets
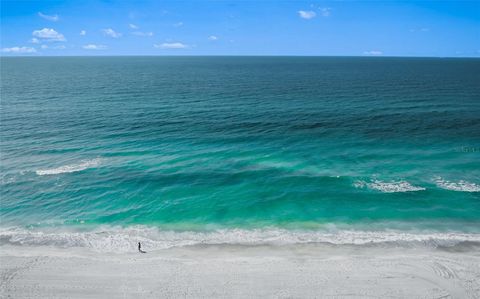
1,0,479,57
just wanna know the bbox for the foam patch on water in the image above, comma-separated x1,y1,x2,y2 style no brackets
1,226,479,253
354,180,426,193
434,177,480,192
36,158,101,176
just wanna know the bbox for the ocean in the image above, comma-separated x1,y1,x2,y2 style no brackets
1,56,479,252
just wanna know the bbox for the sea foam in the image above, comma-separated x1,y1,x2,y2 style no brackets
434,177,480,192
354,180,426,193
1,226,479,253
36,158,101,176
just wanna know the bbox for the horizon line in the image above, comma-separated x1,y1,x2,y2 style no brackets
2,54,480,59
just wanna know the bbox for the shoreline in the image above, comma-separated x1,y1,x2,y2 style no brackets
2,225,480,253
1,244,479,298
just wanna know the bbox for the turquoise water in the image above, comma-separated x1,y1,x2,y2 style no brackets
1,57,479,250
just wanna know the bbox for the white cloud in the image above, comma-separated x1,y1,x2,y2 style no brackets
41,45,65,50
129,23,139,29
298,10,316,19
80,30,86,36
132,31,154,37
2,46,37,53
363,50,383,56
30,38,40,44
154,42,188,49
32,28,66,42
319,8,331,17
410,28,430,33
102,28,122,38
208,35,218,41
173,22,184,27
38,12,59,22
83,44,107,50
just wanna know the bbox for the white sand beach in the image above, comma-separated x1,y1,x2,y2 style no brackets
1,244,479,298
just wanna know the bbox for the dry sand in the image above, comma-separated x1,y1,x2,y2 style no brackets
1,244,479,298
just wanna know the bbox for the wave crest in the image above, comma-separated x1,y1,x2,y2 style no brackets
434,177,480,192
35,158,101,176
354,180,425,193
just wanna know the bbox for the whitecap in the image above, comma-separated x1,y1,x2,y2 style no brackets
434,177,480,192
36,158,101,176
354,179,425,193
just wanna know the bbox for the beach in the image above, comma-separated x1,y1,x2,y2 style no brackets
1,244,479,298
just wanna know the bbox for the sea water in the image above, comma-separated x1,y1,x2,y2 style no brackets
1,57,479,252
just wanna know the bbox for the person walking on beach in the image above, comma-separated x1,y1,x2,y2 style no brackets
138,242,146,253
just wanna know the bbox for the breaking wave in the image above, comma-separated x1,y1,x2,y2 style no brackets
1,226,479,253
36,159,101,176
434,177,480,192
354,180,426,193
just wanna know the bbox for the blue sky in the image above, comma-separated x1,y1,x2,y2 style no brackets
1,0,479,56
